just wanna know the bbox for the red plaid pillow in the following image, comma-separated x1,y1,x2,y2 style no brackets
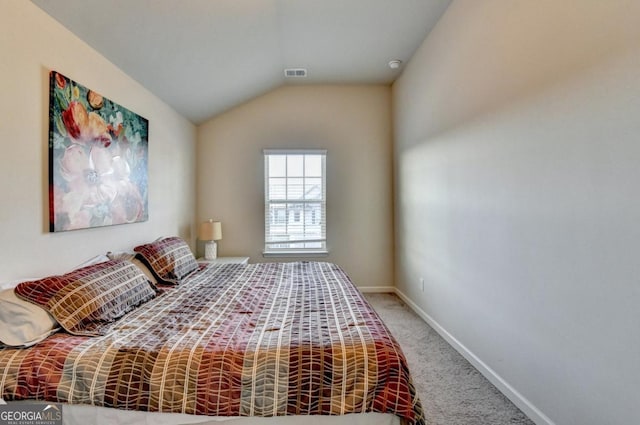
133,236,198,285
15,260,156,336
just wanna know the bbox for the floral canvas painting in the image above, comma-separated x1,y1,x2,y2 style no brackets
49,71,148,232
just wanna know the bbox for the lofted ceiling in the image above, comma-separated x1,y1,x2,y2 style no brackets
32,0,451,124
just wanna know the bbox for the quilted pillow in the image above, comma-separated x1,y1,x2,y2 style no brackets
107,251,158,286
14,260,156,336
133,236,198,285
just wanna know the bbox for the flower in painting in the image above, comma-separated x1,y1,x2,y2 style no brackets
108,111,124,138
109,111,123,128
54,128,146,230
111,180,145,223
87,90,104,109
62,101,112,147
57,144,118,230
55,73,66,89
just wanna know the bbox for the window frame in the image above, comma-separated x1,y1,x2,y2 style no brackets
263,149,328,257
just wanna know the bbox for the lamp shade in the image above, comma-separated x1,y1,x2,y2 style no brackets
199,219,222,241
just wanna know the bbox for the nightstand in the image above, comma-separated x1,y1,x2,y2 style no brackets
198,257,250,265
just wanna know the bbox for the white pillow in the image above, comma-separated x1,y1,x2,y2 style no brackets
0,287,60,347
74,254,111,269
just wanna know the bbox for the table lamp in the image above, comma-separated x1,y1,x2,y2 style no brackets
199,219,222,260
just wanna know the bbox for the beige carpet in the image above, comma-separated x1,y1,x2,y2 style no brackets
364,293,535,425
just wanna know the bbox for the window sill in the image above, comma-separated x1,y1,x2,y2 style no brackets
262,250,329,258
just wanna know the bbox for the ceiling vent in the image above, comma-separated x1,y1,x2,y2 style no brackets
284,68,307,78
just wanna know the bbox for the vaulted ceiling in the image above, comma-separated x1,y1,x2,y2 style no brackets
32,0,451,124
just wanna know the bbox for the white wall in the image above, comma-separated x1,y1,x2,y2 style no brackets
0,1,196,280
197,85,394,290
393,1,640,424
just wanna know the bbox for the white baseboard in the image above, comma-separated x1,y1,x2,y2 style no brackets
358,286,395,293
394,288,555,425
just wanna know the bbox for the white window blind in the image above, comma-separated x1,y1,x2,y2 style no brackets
264,149,326,253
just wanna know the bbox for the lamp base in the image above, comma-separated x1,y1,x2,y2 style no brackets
204,241,218,260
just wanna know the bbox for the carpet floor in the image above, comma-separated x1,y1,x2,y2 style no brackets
364,293,535,425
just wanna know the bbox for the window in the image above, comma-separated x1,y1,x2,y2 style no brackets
264,149,326,254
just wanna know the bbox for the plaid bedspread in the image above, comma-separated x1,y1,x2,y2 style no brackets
0,262,424,424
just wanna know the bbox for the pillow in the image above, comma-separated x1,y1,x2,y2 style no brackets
133,236,198,285
73,254,110,269
0,278,32,291
107,251,158,286
0,288,59,347
14,260,157,336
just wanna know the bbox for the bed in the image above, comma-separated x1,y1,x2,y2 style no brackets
0,237,424,425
